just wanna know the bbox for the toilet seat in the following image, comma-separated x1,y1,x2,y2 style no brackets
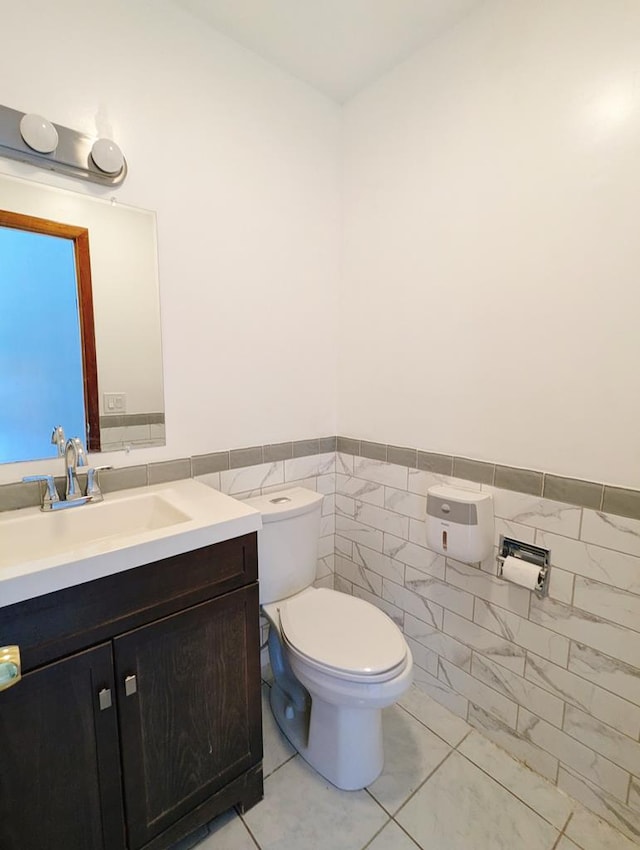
279,588,408,684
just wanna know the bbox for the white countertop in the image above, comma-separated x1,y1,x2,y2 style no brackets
0,479,262,608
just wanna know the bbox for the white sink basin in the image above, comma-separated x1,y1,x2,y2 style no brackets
0,479,261,608
0,492,190,567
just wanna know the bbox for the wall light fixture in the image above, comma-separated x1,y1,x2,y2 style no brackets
90,138,125,174
0,104,127,186
19,113,59,153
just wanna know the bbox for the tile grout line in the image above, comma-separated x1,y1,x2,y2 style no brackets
386,746,457,821
236,810,263,850
549,831,565,850
440,592,640,709
359,814,394,850
362,569,640,724
454,734,576,833
388,816,425,850
262,752,298,782
552,810,577,850
428,646,640,792
560,809,575,837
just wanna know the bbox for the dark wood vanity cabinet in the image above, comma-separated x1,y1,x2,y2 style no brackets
0,643,124,850
0,533,263,850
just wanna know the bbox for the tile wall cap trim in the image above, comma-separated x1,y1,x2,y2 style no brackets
2,434,639,521
336,438,636,517
0,436,337,512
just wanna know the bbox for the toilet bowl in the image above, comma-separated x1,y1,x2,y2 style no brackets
244,487,413,790
263,587,413,789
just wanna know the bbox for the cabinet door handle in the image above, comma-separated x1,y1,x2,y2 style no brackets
0,646,21,692
98,688,113,710
124,674,137,696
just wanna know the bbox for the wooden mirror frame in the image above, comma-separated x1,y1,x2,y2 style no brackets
0,209,101,452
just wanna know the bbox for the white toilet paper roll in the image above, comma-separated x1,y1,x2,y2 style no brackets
501,556,541,591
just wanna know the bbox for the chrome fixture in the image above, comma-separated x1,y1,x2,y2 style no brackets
51,425,66,458
496,536,551,598
22,472,92,511
22,474,61,510
124,674,138,697
0,103,127,186
22,435,95,511
22,434,111,511
99,689,113,711
85,465,112,503
65,437,87,501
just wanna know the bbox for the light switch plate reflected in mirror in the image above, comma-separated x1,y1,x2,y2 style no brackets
104,393,127,414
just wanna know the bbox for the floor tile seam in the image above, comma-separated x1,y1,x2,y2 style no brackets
389,746,457,820
235,810,263,850
454,744,574,832
359,815,394,850
262,751,299,782
395,700,468,749
550,830,566,850
388,816,424,850
455,728,474,750
555,810,637,850
550,809,582,850
363,784,393,816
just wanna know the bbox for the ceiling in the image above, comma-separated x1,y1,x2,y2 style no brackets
175,0,484,102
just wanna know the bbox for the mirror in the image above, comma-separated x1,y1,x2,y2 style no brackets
0,214,98,462
0,172,165,463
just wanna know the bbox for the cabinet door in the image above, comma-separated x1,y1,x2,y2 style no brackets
0,643,125,850
114,584,262,849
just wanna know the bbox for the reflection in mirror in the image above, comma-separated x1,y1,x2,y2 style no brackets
0,210,99,463
0,172,165,464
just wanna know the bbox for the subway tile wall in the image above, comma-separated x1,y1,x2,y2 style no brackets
194,450,336,596
194,451,337,656
332,449,640,843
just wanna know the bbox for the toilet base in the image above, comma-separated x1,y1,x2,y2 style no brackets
269,682,384,790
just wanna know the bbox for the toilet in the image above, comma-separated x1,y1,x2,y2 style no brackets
244,486,413,790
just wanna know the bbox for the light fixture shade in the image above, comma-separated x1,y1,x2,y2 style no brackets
19,113,58,153
90,138,124,174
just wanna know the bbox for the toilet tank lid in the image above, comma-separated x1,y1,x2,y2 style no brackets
243,487,323,522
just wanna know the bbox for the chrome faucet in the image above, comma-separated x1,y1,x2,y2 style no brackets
23,434,105,511
51,425,66,457
64,437,87,500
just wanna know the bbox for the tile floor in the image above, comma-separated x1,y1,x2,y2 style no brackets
178,682,638,850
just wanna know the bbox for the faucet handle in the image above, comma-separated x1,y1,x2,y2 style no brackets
86,466,112,501
23,475,60,510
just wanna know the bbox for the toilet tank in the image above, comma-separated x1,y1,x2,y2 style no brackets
243,487,323,604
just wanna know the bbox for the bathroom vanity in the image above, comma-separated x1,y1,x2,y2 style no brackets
0,480,263,850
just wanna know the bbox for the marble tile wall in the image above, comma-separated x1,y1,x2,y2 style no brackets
194,451,337,656
332,451,640,843
6,432,640,838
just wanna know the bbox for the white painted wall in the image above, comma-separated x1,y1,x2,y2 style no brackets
341,0,640,488
3,0,639,490
0,0,340,481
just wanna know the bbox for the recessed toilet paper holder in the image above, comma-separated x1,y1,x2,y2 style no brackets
496,536,551,598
